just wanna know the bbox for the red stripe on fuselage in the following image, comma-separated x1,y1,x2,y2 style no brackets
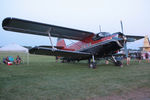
61,34,117,51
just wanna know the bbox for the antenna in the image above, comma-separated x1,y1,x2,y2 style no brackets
99,25,101,32
120,20,124,33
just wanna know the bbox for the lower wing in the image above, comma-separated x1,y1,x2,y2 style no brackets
29,46,91,60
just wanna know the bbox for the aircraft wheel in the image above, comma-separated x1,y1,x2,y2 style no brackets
67,60,70,63
89,62,96,69
61,60,67,63
115,61,123,67
61,60,64,63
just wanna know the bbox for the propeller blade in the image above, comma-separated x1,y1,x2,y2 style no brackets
124,43,128,57
120,20,128,58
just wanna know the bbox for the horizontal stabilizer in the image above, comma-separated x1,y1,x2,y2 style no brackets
126,35,144,41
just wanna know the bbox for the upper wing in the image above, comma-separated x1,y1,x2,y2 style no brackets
29,46,91,60
2,17,94,41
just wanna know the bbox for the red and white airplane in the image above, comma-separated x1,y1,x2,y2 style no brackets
2,18,144,68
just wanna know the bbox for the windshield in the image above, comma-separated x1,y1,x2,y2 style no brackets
97,32,111,37
92,32,111,41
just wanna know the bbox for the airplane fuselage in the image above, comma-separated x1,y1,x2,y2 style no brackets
60,32,124,58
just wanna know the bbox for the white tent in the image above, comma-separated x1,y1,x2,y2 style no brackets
0,43,29,65
0,43,28,52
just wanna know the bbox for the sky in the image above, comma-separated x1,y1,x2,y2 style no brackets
0,0,150,49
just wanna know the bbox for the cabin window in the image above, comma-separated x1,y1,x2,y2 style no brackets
92,32,111,41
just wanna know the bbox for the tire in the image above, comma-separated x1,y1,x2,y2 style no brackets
89,62,96,69
115,61,122,67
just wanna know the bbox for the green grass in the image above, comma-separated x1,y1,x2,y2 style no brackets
0,52,150,100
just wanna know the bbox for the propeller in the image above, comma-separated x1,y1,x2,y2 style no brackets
120,20,128,58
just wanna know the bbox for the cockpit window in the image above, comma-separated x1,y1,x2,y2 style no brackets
97,32,111,37
92,32,111,41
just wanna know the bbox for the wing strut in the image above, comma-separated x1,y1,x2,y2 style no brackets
47,28,55,51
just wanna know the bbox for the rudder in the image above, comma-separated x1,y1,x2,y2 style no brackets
56,38,66,48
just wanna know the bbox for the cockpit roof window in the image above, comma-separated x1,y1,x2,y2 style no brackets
93,32,111,41
98,32,111,37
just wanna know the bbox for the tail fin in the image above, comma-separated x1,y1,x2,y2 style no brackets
56,38,66,48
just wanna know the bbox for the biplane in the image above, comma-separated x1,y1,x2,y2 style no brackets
2,17,144,68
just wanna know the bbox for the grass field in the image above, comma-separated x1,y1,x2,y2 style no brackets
0,52,150,100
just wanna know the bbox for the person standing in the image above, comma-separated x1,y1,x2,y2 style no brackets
126,55,131,66
148,51,150,62
136,52,142,63
145,52,149,63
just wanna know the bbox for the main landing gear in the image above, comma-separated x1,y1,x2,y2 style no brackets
110,56,123,67
88,55,96,69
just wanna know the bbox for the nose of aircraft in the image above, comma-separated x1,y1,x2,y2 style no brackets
122,35,127,41
119,33,128,58
114,32,128,57
115,32,126,42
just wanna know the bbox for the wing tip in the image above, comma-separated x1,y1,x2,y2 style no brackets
2,17,12,29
